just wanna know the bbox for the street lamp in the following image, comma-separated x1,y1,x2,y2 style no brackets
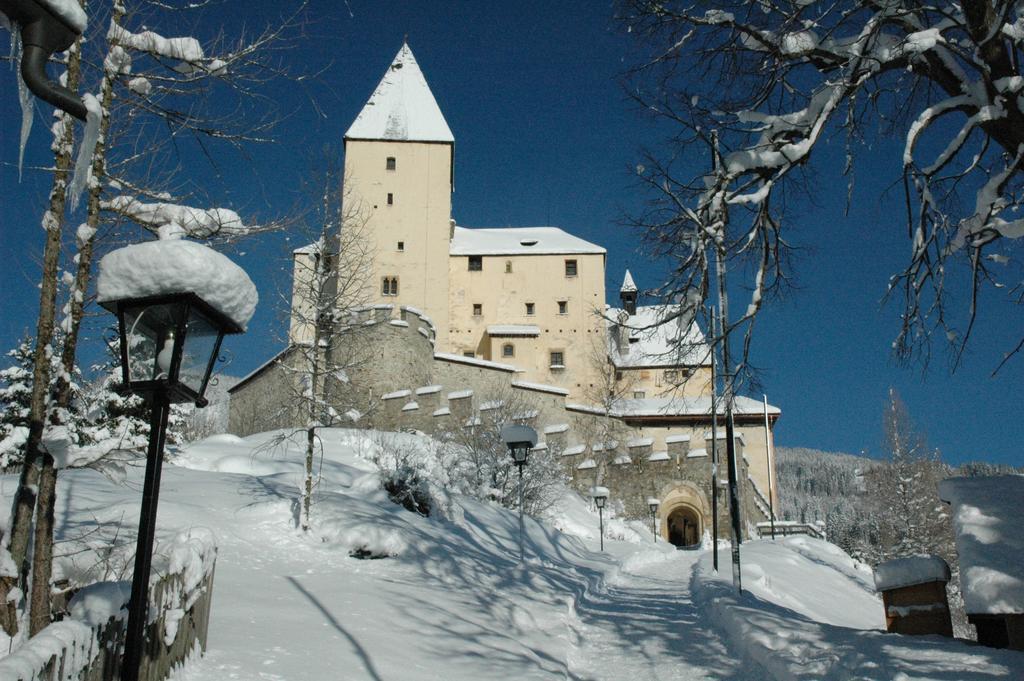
501,424,537,563
647,497,660,543
591,486,609,552
97,236,254,681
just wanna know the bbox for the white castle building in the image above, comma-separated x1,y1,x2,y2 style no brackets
229,43,781,545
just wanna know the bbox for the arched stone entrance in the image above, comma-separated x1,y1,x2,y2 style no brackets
667,505,701,548
656,481,709,548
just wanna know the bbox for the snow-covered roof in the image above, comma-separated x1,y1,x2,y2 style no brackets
648,451,670,462
96,238,257,330
620,270,637,293
612,395,780,419
511,380,569,396
938,475,1024,614
563,445,586,456
487,325,541,337
607,305,710,369
873,555,951,592
543,423,569,434
450,226,605,256
344,43,454,144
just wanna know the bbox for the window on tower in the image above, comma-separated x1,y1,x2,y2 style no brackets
381,276,399,296
387,193,394,205
549,351,565,369
525,302,535,316
473,303,482,316
386,156,396,171
557,300,568,315
468,256,482,271
565,259,578,277
397,241,405,251
502,343,515,358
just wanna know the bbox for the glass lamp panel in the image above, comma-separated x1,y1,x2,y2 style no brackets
179,309,220,394
121,301,185,384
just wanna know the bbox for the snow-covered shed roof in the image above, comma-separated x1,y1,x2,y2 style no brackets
873,555,951,592
607,304,710,368
449,226,605,256
344,43,454,144
938,475,1024,615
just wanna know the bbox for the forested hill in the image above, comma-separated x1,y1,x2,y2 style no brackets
775,446,1022,561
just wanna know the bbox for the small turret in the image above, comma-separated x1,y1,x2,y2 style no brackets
620,269,638,316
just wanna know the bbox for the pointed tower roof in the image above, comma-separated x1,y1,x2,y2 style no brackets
345,43,454,144
620,269,638,293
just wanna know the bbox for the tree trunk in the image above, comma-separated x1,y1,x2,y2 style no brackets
28,455,56,636
1,34,84,636
303,426,315,532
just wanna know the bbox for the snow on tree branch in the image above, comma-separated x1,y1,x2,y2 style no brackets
621,0,1024,372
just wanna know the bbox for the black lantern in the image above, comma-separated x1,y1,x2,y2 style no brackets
647,497,660,543
102,292,242,407
102,291,243,681
501,423,538,562
591,487,609,552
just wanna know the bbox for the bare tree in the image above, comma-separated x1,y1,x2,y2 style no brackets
620,0,1024,374
266,162,376,532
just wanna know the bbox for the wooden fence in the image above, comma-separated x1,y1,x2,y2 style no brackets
0,561,215,681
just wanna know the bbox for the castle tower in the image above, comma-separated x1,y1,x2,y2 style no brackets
343,43,454,346
619,269,638,315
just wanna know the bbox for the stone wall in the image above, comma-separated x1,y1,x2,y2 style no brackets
229,304,773,537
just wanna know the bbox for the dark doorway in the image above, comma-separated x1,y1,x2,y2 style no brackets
667,506,701,548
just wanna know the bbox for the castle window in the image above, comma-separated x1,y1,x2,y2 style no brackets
557,300,568,315
397,241,404,251
386,156,396,171
468,255,482,271
387,192,394,205
502,343,515,358
473,303,482,316
664,370,678,383
525,302,535,316
463,351,475,358
505,260,513,273
565,259,577,277
381,276,399,296
615,371,623,381
549,351,565,369
633,390,646,399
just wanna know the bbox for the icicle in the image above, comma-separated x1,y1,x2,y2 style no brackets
68,93,103,212
13,27,34,181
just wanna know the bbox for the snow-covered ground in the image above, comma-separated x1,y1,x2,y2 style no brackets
6,428,1023,679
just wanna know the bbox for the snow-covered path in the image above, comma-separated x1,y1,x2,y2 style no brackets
567,550,750,680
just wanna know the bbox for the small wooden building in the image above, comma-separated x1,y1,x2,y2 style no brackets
873,555,953,637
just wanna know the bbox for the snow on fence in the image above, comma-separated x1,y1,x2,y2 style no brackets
0,530,216,681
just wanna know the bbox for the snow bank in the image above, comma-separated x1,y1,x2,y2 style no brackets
873,555,950,592
939,475,1024,614
96,237,257,329
693,537,1023,679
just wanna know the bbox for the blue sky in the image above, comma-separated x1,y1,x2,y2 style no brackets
1,1,1021,466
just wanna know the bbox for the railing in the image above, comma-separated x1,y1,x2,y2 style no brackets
755,520,826,540
0,531,216,681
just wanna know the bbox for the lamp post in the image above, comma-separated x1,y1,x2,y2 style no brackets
501,424,537,563
591,487,609,551
647,497,660,542
97,237,253,681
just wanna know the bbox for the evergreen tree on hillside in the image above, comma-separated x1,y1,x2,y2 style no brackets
0,339,35,470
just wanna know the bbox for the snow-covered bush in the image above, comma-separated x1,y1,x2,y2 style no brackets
435,387,567,516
